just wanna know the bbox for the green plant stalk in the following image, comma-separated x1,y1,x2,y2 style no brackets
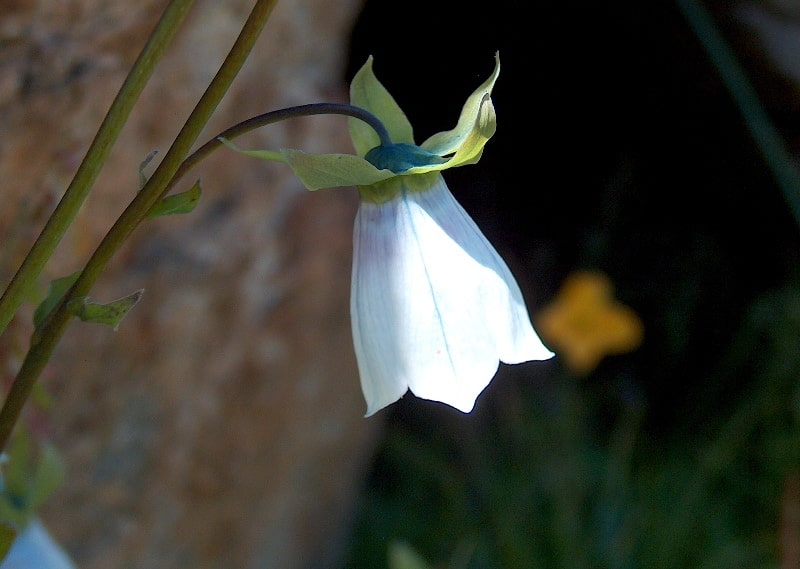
0,0,280,452
0,0,196,338
653,372,780,562
172,102,393,187
675,0,800,227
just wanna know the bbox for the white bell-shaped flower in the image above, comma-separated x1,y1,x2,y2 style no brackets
352,172,553,415
225,52,554,414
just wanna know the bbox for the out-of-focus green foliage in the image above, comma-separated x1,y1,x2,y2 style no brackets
343,0,800,565
345,281,800,568
0,429,65,530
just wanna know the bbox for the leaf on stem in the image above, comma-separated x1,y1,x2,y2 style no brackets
66,289,144,331
32,272,81,330
0,429,65,527
27,443,64,512
146,180,202,218
0,523,17,563
138,149,159,189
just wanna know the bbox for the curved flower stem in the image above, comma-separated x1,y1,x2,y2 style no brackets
219,102,393,148
0,0,196,338
170,102,392,190
0,0,279,452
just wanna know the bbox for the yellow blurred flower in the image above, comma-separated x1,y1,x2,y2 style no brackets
536,271,644,375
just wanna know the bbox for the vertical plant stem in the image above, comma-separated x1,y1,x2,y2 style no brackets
0,0,280,452
675,0,800,227
0,0,196,337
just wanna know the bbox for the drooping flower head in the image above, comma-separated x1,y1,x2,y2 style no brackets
226,53,554,415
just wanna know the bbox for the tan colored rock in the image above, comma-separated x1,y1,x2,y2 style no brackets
0,1,382,567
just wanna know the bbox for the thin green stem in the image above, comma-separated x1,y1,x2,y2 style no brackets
221,102,393,147
169,102,392,191
675,0,800,227
0,0,196,338
0,0,279,452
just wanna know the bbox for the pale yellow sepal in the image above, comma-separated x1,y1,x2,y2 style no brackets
220,137,395,190
281,149,395,191
400,94,497,174
348,56,415,156
221,53,501,191
421,52,500,156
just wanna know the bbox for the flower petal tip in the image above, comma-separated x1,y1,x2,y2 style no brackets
445,397,478,414
529,343,556,362
363,394,404,418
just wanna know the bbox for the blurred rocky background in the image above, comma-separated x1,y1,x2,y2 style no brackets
6,0,800,568
0,1,381,568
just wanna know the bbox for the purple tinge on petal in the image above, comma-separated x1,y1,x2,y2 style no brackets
350,173,552,416
351,194,410,416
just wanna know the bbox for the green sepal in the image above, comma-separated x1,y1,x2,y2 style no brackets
389,95,495,177
221,136,394,190
364,143,447,173
357,171,437,204
426,94,496,170
147,180,202,218
349,56,415,156
67,289,144,331
420,52,501,156
0,523,17,563
32,272,81,330
282,148,395,190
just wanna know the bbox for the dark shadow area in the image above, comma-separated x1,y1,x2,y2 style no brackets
342,1,800,567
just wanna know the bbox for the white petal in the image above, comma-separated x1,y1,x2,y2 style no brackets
351,173,553,416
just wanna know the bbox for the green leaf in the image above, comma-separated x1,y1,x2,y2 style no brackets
32,272,81,329
4,431,31,500
0,497,25,529
139,149,159,189
147,180,202,218
0,523,17,563
0,431,64,526
31,383,53,410
387,541,431,569
0,431,37,525
27,443,64,510
66,289,144,331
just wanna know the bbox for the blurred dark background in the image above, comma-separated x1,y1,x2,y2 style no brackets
342,1,800,567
